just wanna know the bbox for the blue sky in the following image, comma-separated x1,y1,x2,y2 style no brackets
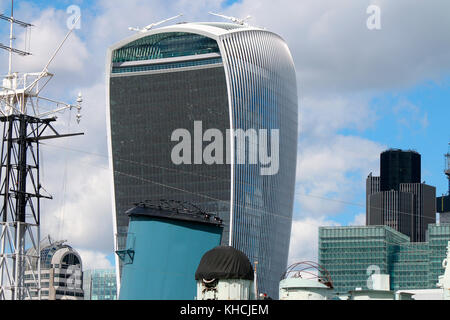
330,77,450,226
1,0,449,267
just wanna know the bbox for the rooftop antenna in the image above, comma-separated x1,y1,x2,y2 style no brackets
128,14,183,33
208,12,252,26
0,0,84,301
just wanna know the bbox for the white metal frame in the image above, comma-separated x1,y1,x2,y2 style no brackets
0,1,82,300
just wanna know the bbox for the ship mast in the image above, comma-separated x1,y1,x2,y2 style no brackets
0,0,83,300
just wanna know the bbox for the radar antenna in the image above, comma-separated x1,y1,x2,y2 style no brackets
128,14,183,33
0,0,84,300
208,12,252,26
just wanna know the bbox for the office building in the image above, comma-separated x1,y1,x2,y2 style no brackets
83,269,117,300
438,195,450,223
366,149,436,242
25,236,84,300
318,224,450,293
106,22,298,297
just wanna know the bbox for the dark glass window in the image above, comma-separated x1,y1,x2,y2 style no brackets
112,32,220,63
110,65,231,277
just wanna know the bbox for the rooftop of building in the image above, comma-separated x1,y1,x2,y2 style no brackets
25,236,82,271
382,148,420,155
319,223,450,244
108,21,276,57
279,278,332,290
126,200,223,227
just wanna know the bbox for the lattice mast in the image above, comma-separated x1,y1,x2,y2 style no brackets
0,0,83,300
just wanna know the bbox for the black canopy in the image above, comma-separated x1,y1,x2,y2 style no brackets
195,246,254,281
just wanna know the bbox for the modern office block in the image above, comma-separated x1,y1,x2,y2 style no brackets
106,22,298,297
367,190,415,238
25,236,84,300
437,195,450,213
83,269,117,300
390,242,430,290
428,224,450,286
441,213,450,224
438,195,450,224
318,225,450,293
400,183,436,242
366,173,380,224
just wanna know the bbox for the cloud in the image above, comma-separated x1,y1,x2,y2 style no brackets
40,154,113,253
227,0,450,95
296,134,385,217
78,249,113,270
393,99,429,131
288,216,340,265
349,213,366,226
14,8,89,75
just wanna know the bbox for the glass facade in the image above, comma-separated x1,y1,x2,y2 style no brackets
83,269,117,300
429,224,450,285
110,65,231,255
319,224,450,293
221,30,298,296
107,24,298,298
112,32,220,63
112,57,223,74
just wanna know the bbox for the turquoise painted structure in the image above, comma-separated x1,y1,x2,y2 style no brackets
118,201,223,300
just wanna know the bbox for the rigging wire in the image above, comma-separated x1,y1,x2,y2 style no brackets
39,141,441,223
36,142,450,256
56,112,71,241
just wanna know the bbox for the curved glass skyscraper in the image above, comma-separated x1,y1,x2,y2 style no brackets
106,22,298,297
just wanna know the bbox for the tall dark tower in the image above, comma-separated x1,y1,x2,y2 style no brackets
380,149,421,191
367,149,436,242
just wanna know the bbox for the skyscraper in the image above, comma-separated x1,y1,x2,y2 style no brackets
25,236,84,300
366,149,436,242
106,22,298,297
